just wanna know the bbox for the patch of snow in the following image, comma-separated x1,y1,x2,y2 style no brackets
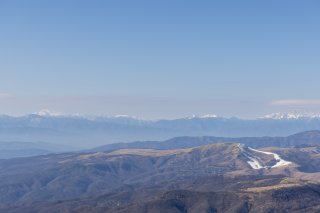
248,147,292,168
186,114,219,119
238,144,292,170
262,112,320,120
113,115,139,119
34,109,62,117
238,144,264,169
199,114,218,118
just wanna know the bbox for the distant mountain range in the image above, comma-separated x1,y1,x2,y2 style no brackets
90,130,320,152
1,130,320,160
1,112,320,148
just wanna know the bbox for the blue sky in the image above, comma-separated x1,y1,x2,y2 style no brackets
1,0,320,118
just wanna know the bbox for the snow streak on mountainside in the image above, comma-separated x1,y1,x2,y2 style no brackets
248,147,292,168
238,144,264,169
238,144,292,170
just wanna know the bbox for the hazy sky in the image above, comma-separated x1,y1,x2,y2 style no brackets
1,0,320,118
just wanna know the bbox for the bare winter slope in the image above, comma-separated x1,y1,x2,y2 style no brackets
0,143,320,212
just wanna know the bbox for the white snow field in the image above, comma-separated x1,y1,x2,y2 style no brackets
238,144,292,170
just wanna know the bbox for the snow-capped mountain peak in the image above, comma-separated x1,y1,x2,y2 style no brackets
33,109,62,117
199,114,218,118
112,114,140,119
262,112,320,120
186,114,219,119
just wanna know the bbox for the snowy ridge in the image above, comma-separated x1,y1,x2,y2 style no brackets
238,144,292,170
186,114,219,119
262,112,320,120
22,110,320,120
199,114,218,118
34,109,62,117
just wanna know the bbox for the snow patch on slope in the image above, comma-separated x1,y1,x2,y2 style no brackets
248,147,292,168
238,144,292,170
238,144,265,169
